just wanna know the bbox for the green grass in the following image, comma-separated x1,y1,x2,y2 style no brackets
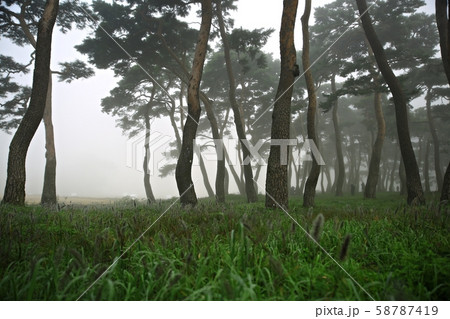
0,193,448,300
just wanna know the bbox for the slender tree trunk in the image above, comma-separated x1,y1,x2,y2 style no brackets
399,157,407,195
435,1,450,201
436,0,450,84
388,145,398,192
425,88,443,192
364,81,385,198
216,1,257,203
16,7,58,206
3,0,59,205
357,0,424,205
143,104,156,204
254,164,262,195
175,0,212,206
300,161,309,194
196,149,215,198
325,165,332,193
41,73,57,205
224,167,229,196
201,94,225,202
224,146,245,195
441,162,450,201
424,140,431,193
302,0,321,207
265,0,299,209
331,74,345,196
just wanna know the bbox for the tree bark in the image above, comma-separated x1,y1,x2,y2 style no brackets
159,32,225,203
357,0,425,205
301,0,321,207
3,0,59,206
175,0,212,206
223,146,245,195
265,0,298,209
436,0,450,84
143,103,156,204
435,1,450,201
196,149,214,198
216,0,257,203
399,157,407,195
364,81,385,198
331,74,345,196
40,73,57,205
15,3,58,206
425,88,443,192
388,145,398,192
201,95,225,202
441,162,450,201
424,139,431,193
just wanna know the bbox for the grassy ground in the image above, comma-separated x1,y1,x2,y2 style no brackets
0,193,448,300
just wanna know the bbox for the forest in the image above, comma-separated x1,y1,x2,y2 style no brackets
0,0,449,301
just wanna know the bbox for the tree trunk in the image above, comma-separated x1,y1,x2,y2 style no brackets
331,74,345,196
224,146,245,195
175,0,212,206
325,165,332,193
16,5,58,206
254,164,262,195
435,1,450,202
201,94,225,202
364,81,385,198
216,1,257,203
436,0,450,84
196,149,215,198
143,104,156,204
3,0,59,206
357,0,424,205
300,161,309,194
399,157,407,195
265,0,299,209
425,88,443,192
388,145,398,192
441,162,450,201
302,0,321,207
424,140,431,193
40,73,57,205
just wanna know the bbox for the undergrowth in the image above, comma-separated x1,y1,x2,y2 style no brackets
0,193,448,300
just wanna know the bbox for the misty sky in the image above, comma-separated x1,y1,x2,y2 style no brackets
0,0,436,201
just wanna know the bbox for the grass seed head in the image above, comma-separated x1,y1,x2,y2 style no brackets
310,213,324,242
339,234,352,261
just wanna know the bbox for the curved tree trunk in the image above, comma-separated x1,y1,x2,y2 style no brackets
265,0,299,209
175,0,212,206
15,4,58,206
388,145,398,192
41,74,57,205
424,139,431,193
331,74,345,196
302,0,321,207
216,0,257,203
436,0,450,84
441,162,450,201
399,157,407,196
143,104,156,204
364,83,385,198
3,0,59,205
425,88,443,192
357,0,424,205
201,94,225,202
435,1,450,202
159,34,225,203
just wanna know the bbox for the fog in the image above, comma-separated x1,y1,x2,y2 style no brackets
0,0,436,201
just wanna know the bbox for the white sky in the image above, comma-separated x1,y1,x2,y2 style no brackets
0,0,436,201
